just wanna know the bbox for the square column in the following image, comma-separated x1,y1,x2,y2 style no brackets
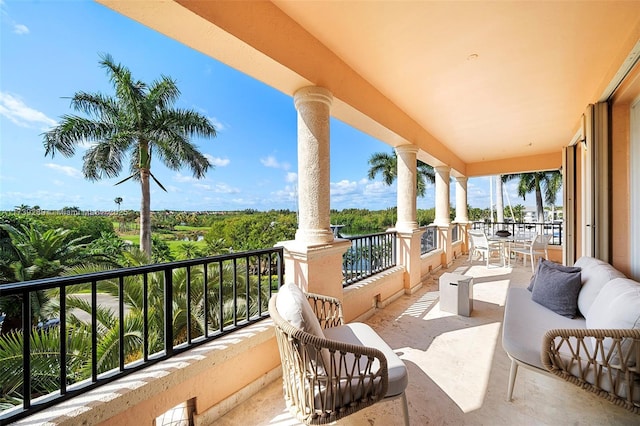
396,229,425,293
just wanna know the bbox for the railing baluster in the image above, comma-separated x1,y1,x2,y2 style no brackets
22,290,31,410
91,280,98,380
203,263,209,337
232,258,238,326
186,266,192,344
164,268,173,357
60,285,67,394
143,274,148,361
245,256,250,321
218,262,223,332
119,276,125,371
257,254,263,316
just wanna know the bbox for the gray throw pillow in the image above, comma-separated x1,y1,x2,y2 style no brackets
531,259,582,318
528,259,581,291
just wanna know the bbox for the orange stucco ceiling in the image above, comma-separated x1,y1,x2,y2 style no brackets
98,1,640,177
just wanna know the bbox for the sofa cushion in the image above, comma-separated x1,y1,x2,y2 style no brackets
586,278,640,366
503,287,586,369
531,259,582,318
574,256,625,317
528,259,581,292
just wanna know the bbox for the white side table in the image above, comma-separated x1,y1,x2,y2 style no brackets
439,272,474,316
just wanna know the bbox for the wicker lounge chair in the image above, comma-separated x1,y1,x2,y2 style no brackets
268,283,409,425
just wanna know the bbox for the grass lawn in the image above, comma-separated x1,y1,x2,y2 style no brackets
119,234,206,257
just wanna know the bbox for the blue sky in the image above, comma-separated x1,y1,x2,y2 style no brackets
0,1,534,213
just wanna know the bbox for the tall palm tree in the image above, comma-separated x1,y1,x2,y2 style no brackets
367,151,435,197
504,170,562,222
43,54,217,256
114,197,123,211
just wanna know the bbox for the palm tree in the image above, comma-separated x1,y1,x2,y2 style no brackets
43,54,217,257
367,151,435,197
0,224,110,335
503,171,562,222
114,197,123,211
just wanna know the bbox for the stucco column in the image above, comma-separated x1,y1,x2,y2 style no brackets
293,86,334,245
454,176,471,257
278,86,350,300
434,166,453,267
395,145,419,232
393,145,422,293
434,166,451,226
454,176,469,223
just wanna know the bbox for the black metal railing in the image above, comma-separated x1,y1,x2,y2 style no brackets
342,232,397,286
471,221,563,245
421,226,438,254
451,223,460,242
0,247,284,425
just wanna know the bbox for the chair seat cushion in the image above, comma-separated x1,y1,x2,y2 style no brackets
324,323,408,397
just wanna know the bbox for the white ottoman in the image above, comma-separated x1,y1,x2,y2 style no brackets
439,272,474,316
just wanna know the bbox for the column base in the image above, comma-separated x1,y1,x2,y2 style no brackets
277,239,351,300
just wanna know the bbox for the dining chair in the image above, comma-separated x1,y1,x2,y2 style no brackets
468,230,503,267
511,232,552,272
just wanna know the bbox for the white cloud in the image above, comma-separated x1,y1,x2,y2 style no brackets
45,163,83,178
285,172,297,183
13,23,28,34
213,183,240,194
0,92,56,128
209,116,226,131
330,179,358,196
363,181,395,196
173,173,197,183
260,155,290,170
204,154,230,167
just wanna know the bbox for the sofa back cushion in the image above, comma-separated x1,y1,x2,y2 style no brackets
574,256,625,317
585,277,640,366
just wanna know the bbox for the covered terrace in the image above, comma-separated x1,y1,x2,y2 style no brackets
3,1,640,424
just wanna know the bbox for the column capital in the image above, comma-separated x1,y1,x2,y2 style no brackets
434,165,451,174
454,176,468,184
294,86,333,109
394,144,419,155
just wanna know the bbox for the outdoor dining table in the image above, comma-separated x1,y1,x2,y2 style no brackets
488,233,535,267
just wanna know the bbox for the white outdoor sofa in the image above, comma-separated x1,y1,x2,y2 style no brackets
502,256,640,414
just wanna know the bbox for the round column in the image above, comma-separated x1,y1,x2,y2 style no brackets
395,145,419,231
293,86,334,244
434,166,451,226
454,176,469,223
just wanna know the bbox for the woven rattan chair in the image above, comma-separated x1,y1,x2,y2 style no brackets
542,328,640,413
269,286,409,425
